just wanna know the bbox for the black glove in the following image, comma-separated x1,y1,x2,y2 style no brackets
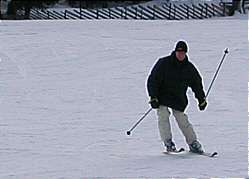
198,99,207,111
149,97,160,109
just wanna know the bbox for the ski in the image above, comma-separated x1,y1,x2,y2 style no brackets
163,147,218,158
163,147,185,154
190,151,218,158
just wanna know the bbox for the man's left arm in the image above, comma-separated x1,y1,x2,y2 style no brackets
189,66,207,111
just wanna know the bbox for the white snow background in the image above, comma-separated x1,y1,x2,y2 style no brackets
0,15,248,178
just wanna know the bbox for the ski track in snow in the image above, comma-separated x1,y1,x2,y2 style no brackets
0,17,248,178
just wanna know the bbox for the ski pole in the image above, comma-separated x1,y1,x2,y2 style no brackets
126,108,152,135
205,48,229,99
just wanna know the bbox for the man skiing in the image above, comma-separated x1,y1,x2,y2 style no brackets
147,41,207,153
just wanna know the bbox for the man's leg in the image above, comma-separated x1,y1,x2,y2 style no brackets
157,106,172,144
172,109,203,153
172,109,197,145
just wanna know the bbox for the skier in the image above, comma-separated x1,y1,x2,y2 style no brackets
147,41,207,153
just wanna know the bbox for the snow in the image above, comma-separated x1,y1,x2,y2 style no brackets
0,17,248,178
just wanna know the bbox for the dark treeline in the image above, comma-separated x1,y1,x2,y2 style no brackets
2,0,149,19
1,0,245,19
6,0,59,19
68,0,149,9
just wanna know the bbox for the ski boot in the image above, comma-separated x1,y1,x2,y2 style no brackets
164,139,176,152
189,140,204,154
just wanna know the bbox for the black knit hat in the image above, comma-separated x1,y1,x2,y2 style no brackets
175,41,188,52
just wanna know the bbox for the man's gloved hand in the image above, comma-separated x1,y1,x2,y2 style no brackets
149,97,160,109
198,99,207,111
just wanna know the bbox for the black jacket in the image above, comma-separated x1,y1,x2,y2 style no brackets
147,51,205,112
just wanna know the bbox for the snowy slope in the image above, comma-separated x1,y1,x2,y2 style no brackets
0,17,248,178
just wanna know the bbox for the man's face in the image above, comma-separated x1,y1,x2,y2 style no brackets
176,50,186,62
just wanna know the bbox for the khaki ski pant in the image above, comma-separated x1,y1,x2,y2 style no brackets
157,105,197,145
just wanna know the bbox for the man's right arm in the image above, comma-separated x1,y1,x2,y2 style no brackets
147,58,164,104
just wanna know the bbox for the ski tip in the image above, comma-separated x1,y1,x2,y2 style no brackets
211,152,218,157
189,151,218,157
